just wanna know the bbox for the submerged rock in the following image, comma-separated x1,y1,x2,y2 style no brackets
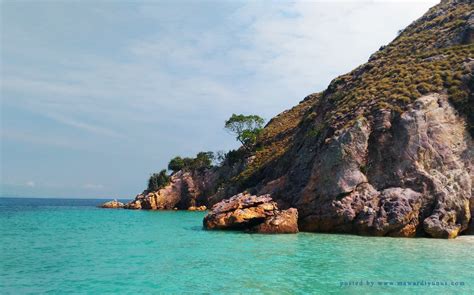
188,205,207,211
99,199,124,209
203,193,298,234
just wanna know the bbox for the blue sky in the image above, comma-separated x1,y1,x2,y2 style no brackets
1,0,438,198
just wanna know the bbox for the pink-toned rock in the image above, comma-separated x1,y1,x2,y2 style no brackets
253,208,299,234
99,199,124,209
278,94,473,239
124,170,217,210
188,205,207,211
203,193,298,233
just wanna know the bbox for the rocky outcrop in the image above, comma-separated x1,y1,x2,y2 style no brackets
123,0,473,239
124,170,218,210
99,199,124,209
261,94,473,239
203,193,298,233
214,0,474,239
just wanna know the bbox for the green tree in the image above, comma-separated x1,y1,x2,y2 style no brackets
147,169,170,191
225,149,246,165
168,156,185,173
182,157,195,169
224,114,265,151
191,151,214,170
169,152,215,172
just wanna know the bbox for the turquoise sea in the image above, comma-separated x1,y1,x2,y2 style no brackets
0,197,473,294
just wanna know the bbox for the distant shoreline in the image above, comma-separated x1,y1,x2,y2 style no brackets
0,196,132,201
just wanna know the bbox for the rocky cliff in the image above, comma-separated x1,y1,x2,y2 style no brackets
235,0,474,238
129,0,473,238
125,169,218,210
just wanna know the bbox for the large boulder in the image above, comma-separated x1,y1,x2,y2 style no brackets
203,193,298,233
253,208,299,234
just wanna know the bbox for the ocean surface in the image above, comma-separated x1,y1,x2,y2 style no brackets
1,197,473,294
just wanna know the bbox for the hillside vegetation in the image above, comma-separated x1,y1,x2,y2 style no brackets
131,0,474,239
233,0,473,190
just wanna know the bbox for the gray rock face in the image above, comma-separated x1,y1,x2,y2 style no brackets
273,94,473,238
203,193,298,234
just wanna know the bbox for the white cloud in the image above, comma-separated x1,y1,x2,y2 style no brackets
1,129,84,149
26,181,35,187
1,0,439,197
43,112,125,139
2,0,439,124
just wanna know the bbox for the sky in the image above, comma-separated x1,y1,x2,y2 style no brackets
1,0,439,198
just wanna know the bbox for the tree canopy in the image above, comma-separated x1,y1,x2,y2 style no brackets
167,152,214,174
168,156,185,173
224,114,265,151
193,152,214,170
147,169,170,192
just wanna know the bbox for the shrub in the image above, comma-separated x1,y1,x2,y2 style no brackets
182,157,194,169
168,156,185,173
192,152,214,170
416,82,432,94
225,149,246,166
214,150,226,166
148,169,170,192
167,152,215,172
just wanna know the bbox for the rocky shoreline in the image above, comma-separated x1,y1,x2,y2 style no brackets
100,0,473,239
100,99,474,238
99,193,299,234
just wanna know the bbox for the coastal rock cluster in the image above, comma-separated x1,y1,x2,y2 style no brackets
203,193,298,233
124,170,217,210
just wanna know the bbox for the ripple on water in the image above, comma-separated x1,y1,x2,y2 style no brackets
0,199,473,294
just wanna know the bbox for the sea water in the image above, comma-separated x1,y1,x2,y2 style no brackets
1,197,473,294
